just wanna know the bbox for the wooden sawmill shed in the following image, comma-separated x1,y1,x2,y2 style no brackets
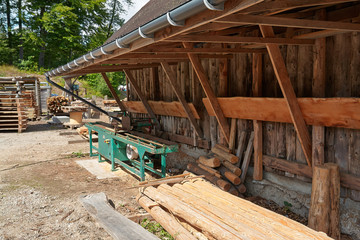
46,0,360,238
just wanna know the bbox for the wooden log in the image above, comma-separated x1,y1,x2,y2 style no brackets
325,163,340,240
138,195,196,240
196,161,222,178
214,143,231,153
80,192,159,240
187,163,230,191
229,118,237,152
157,184,269,240
211,145,239,164
218,166,241,185
221,159,242,176
308,165,331,234
142,186,242,240
240,131,255,182
236,131,247,159
236,184,247,194
198,155,221,168
228,186,239,196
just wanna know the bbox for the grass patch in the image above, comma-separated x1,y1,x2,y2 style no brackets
141,218,173,240
71,151,87,158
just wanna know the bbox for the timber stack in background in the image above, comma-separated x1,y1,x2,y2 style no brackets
0,77,42,132
47,96,69,114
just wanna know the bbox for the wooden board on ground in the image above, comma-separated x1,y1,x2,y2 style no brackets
80,192,159,240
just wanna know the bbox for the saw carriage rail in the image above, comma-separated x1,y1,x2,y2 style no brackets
86,122,179,181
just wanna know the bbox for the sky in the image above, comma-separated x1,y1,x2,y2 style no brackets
123,0,150,22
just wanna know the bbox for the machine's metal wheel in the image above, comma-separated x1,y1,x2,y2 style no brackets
126,144,139,160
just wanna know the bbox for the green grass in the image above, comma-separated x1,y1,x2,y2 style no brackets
141,218,174,240
71,151,87,158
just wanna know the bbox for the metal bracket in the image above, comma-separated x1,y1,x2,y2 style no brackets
138,27,154,39
67,63,72,69
115,38,129,48
101,46,113,55
56,69,61,74
166,12,184,26
52,70,56,75
62,66,66,72
203,0,224,11
90,52,99,59
83,55,90,62
73,60,79,67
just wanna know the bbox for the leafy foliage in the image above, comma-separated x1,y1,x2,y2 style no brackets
0,0,132,96
141,218,173,240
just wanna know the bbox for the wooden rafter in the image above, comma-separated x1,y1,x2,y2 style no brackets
160,61,203,138
183,42,230,143
62,0,263,76
101,73,126,112
240,0,359,14
165,35,314,45
259,25,312,167
123,70,161,129
133,47,266,54
216,14,360,31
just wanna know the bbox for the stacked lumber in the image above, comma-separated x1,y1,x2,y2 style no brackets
138,178,332,240
188,134,254,196
0,78,28,132
47,96,69,114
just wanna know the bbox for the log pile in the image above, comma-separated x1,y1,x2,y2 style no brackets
138,178,333,240
187,133,254,196
47,96,69,114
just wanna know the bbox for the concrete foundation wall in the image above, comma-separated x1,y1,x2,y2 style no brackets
245,167,360,240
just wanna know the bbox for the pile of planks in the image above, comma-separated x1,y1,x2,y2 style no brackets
187,132,254,196
47,96,69,114
0,78,28,132
138,178,332,240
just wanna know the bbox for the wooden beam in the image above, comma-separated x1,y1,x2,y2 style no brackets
263,155,360,192
184,42,230,143
101,73,126,112
312,10,326,166
124,70,161,129
59,0,263,77
216,14,360,31
240,0,359,14
134,47,266,54
160,61,203,138
166,35,314,45
122,101,200,119
252,53,263,181
260,25,312,167
202,97,360,129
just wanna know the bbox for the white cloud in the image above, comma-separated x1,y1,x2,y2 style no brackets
123,0,150,22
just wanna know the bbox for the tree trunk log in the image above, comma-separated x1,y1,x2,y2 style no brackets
325,163,340,240
198,155,221,167
211,145,239,164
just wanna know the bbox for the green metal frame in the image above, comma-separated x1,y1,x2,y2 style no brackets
86,122,178,181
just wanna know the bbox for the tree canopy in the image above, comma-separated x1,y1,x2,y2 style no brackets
0,0,132,70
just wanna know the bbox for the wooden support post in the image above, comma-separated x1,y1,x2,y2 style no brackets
229,118,237,152
124,70,161,129
252,53,263,180
101,72,126,111
326,163,340,240
151,67,160,101
259,25,312,167
183,42,230,143
308,165,330,234
312,10,326,166
161,61,203,138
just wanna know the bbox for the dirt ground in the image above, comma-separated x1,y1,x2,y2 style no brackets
0,121,154,240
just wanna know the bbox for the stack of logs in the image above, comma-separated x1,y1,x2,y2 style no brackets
187,139,254,197
138,178,333,240
47,96,69,114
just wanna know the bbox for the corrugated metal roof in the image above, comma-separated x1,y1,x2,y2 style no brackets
105,0,190,44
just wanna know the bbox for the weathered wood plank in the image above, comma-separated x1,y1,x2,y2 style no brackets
101,73,126,112
161,61,203,138
260,25,312,167
184,42,230,143
80,192,159,240
124,70,161,129
263,155,360,191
